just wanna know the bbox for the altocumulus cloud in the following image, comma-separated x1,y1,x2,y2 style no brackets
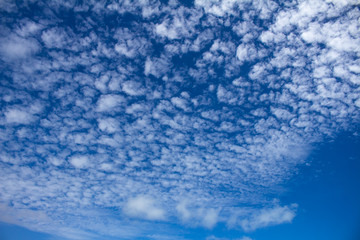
124,195,166,221
0,0,359,239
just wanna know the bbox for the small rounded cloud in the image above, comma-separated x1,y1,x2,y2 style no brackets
0,35,39,60
5,108,35,124
96,94,125,112
69,156,89,169
124,195,166,221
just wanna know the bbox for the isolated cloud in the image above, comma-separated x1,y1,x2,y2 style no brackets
239,204,298,232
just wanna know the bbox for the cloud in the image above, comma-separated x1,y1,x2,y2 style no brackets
69,155,90,169
238,237,253,240
96,94,125,112
202,208,220,229
98,118,119,133
0,204,50,226
155,21,179,40
4,108,35,124
122,81,146,96
236,43,259,63
41,27,71,49
239,204,297,232
144,56,170,78
0,0,359,239
0,34,39,60
195,0,238,16
176,200,220,229
124,195,166,221
171,97,190,111
176,201,191,221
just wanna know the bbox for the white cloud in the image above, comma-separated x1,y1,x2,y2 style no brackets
326,0,358,6
271,107,294,121
122,81,146,96
114,35,148,58
239,237,253,240
47,156,63,166
236,43,258,63
155,21,179,40
175,200,220,229
355,98,360,108
0,204,51,229
171,97,189,111
0,35,39,60
348,65,360,74
195,0,239,16
115,43,135,58
239,204,297,232
41,28,69,49
16,20,43,37
202,208,220,229
125,103,148,115
5,108,35,124
96,94,125,112
1,0,359,239
176,201,191,221
144,57,153,76
69,155,89,169
98,118,119,133
144,56,170,78
301,23,323,43
124,195,166,221
154,6,200,41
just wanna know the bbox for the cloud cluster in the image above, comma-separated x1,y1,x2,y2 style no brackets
0,0,359,239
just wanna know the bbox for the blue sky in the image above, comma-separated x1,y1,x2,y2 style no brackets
0,0,359,239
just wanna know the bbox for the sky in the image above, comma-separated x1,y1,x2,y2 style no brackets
0,0,359,239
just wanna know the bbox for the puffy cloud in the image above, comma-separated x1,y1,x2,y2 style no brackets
122,81,146,96
144,56,170,78
239,204,297,232
195,0,239,16
176,201,191,221
236,43,261,63
98,118,119,133
171,97,189,111
238,237,253,240
96,94,125,112
4,108,35,124
124,195,166,221
41,28,71,49
0,0,359,239
0,35,39,60
155,21,179,40
175,200,220,229
202,208,220,229
69,155,89,169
